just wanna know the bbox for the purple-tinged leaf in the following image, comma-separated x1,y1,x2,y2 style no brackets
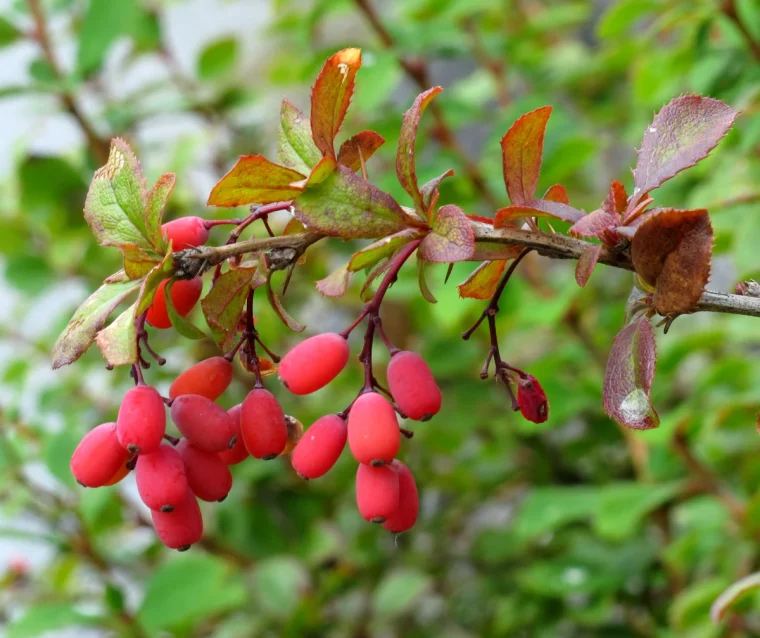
201,266,259,352
316,263,351,297
419,204,475,263
52,278,142,369
348,229,420,272
529,199,584,223
420,169,455,216
501,106,552,205
417,258,437,303
277,99,321,175
711,572,760,624
494,200,584,227
631,208,713,315
458,260,507,299
543,184,569,204
310,48,362,158
396,86,443,215
603,180,628,215
337,130,385,172
207,155,304,207
603,316,659,430
630,95,738,210
293,165,419,239
575,244,603,287
569,209,620,240
267,278,305,332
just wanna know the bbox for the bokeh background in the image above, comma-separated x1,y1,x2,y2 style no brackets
1,0,760,636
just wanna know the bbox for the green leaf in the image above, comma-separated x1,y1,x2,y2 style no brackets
84,139,160,251
52,278,142,369
513,486,602,542
18,155,88,226
166,279,206,339
597,0,659,38
593,481,683,540
293,166,418,239
419,204,475,262
417,257,437,303
711,572,760,623
43,430,80,488
95,301,138,367
201,266,259,351
252,556,310,618
0,16,21,48
348,229,419,272
276,99,322,175
145,173,176,252
76,0,140,75
197,37,239,81
5,254,54,293
119,244,162,280
372,568,431,618
138,554,246,632
207,155,304,207
8,603,102,638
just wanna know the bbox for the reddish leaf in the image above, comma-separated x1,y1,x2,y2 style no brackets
396,86,443,215
316,263,350,297
543,184,569,204
603,180,628,215
501,106,552,205
201,266,259,351
310,48,362,158
631,208,713,315
569,209,620,239
472,242,523,261
494,200,583,227
293,166,418,239
458,260,507,299
630,95,737,209
207,155,304,207
575,244,603,287
603,316,659,430
419,204,475,263
420,169,455,214
337,130,385,171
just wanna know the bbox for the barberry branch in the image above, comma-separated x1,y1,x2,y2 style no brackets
181,224,760,319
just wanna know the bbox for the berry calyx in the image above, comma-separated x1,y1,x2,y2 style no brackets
217,404,249,465
387,351,442,421
278,332,349,395
383,460,419,534
162,216,210,250
135,443,188,512
151,489,203,550
146,277,203,330
240,388,288,460
176,439,232,503
355,463,400,523
291,414,347,479
517,374,549,423
282,415,304,455
347,392,400,465
169,356,233,401
70,422,131,488
116,385,166,455
170,394,237,452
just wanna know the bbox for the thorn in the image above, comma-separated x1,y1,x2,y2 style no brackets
444,263,454,284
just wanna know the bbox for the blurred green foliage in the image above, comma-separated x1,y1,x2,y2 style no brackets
1,0,760,636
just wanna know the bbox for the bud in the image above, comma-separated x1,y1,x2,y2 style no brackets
517,374,549,423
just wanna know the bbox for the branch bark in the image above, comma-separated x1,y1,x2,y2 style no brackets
184,223,760,319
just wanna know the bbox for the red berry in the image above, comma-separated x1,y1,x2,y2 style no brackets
162,217,210,250
116,385,166,454
383,460,419,534
240,388,287,459
176,439,232,502
151,489,203,551
387,351,442,421
347,392,400,465
291,414,347,479
169,357,233,401
170,394,237,453
517,374,549,423
279,333,349,395
70,422,131,487
146,277,203,330
355,463,399,523
218,404,249,465
136,444,188,512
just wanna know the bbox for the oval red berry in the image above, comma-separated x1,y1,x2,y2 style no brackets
383,460,419,534
70,422,131,487
347,392,400,465
387,351,442,421
218,404,249,465
169,357,233,401
291,414,347,479
146,277,203,330
240,388,287,459
279,333,349,395
116,385,166,455
151,489,203,550
162,216,209,250
170,394,237,453
356,463,400,523
177,439,232,502
136,443,188,511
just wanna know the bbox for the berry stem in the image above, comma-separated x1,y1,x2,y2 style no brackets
224,335,246,362
245,288,264,388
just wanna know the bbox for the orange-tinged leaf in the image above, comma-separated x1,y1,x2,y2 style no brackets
569,209,619,240
501,106,552,205
575,244,602,287
310,48,362,157
543,184,569,204
603,315,659,430
631,208,713,315
494,200,583,227
207,155,305,207
337,130,385,171
603,180,628,215
458,260,507,299
396,86,443,215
